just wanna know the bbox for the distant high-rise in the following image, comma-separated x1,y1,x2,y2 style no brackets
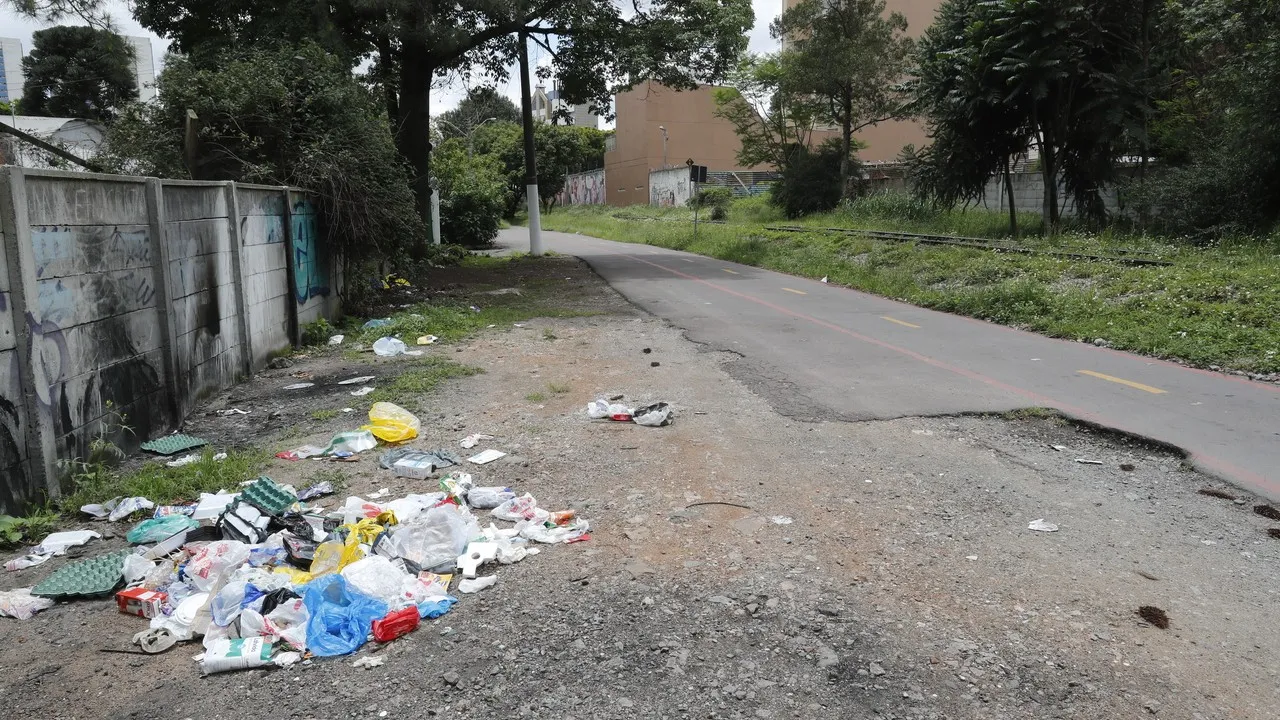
0,38,24,103
126,36,156,101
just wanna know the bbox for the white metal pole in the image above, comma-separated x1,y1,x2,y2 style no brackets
431,189,441,245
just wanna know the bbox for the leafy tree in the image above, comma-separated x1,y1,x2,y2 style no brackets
770,140,861,218
713,53,825,171
128,0,755,224
471,121,607,213
438,87,521,138
432,138,508,247
21,26,136,121
773,0,913,200
98,41,427,265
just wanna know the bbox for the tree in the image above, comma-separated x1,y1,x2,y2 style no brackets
432,137,508,247
773,0,913,200
98,41,427,264
128,0,755,225
770,141,861,218
471,121,607,213
438,87,521,138
21,26,136,121
713,54,825,171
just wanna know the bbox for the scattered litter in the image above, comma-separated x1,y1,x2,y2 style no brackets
191,492,237,521
325,430,378,455
0,588,55,619
4,554,51,571
486,324,496,328
1137,605,1170,629
1049,444,1067,451
283,383,315,390
127,516,198,544
587,399,632,421
362,318,392,330
350,386,375,397
140,434,208,456
417,335,438,345
4,529,104,571
1073,458,1104,465
363,402,421,442
372,607,419,642
116,587,167,618
513,323,526,328
467,486,515,509
373,337,407,356
467,449,506,465
297,482,336,501
1027,519,1059,532
328,335,345,345
343,408,354,413
202,637,273,674
353,655,386,669
217,408,250,416
458,576,496,594
633,402,673,427
820,276,828,283
460,433,494,449
81,496,155,522
965,555,978,561
403,350,425,356
380,448,458,479
276,444,326,461
469,306,481,313
770,516,793,525
368,488,391,500
166,452,227,468
31,549,131,598
338,375,376,385
1254,504,1280,521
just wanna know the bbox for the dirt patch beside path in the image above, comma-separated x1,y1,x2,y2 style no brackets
2,258,1276,720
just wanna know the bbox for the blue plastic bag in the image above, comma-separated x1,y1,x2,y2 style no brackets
301,575,387,657
417,596,458,619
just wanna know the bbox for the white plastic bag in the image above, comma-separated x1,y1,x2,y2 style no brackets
372,337,407,356
0,588,54,619
341,556,412,605
458,576,496,593
390,506,480,572
467,486,515,509
122,553,156,584
210,580,248,627
185,541,251,591
491,493,541,522
633,401,673,427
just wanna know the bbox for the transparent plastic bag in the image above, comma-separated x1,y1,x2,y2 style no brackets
491,493,541,522
372,337,407,356
185,541,251,591
126,515,198,544
302,575,388,657
467,486,515,510
362,402,420,442
341,556,412,606
0,588,54,619
390,506,480,572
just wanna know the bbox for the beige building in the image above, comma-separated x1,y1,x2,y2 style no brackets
784,0,941,163
603,81,760,206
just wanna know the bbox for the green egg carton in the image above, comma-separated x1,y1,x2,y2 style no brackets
139,434,208,456
31,549,132,599
240,476,298,516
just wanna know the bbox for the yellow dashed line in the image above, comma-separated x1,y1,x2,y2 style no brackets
723,269,739,275
881,316,920,329
781,287,807,295
1078,370,1167,394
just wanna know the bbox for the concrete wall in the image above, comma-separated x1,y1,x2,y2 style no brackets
973,172,1122,218
0,168,340,513
557,170,606,206
649,167,693,208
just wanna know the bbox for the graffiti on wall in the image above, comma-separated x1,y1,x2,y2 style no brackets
290,199,329,303
649,168,691,208
558,170,605,206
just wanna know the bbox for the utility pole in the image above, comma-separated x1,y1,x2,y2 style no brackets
659,126,669,168
517,32,543,256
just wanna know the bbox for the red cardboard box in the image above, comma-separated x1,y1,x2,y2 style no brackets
116,587,166,618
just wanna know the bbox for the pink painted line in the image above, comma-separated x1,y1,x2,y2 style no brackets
620,251,1279,497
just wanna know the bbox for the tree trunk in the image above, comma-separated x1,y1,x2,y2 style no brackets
375,33,398,127
397,39,433,226
840,88,854,201
1004,157,1017,237
1036,130,1059,230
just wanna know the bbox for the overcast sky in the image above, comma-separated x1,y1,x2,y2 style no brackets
0,0,782,115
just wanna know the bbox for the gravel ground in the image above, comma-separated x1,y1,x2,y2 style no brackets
2,258,1277,720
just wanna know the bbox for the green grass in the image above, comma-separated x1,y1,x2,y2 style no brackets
365,356,483,410
311,408,340,422
541,196,1280,374
547,382,571,394
543,328,557,341
0,510,59,548
525,391,547,403
61,449,271,511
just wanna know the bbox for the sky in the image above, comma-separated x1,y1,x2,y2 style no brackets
0,0,782,115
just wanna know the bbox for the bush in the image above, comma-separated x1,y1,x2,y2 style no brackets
690,186,734,210
842,191,942,224
771,141,865,219
433,139,507,248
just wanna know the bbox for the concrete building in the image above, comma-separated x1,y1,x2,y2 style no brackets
0,37,24,103
0,115,106,167
603,81,758,206
126,36,157,101
531,84,597,128
782,0,942,163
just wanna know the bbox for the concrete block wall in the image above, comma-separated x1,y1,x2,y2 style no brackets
649,167,692,208
0,168,339,513
558,170,606,206
975,172,1121,217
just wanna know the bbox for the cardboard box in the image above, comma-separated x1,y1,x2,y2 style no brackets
116,587,166,618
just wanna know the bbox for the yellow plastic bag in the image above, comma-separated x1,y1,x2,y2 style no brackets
361,402,421,443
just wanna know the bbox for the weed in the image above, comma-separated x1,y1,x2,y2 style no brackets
0,510,59,548
307,468,350,491
525,392,547,403
60,449,271,511
301,318,337,346
365,357,482,409
543,328,558,341
1002,407,1059,421
311,408,340,422
547,382,571,394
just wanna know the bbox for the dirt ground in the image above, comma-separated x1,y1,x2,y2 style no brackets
2,257,1278,720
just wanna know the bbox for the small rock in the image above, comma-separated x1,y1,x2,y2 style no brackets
443,670,461,687
268,356,294,369
650,361,661,367
869,662,886,677
708,595,734,606
617,698,634,708
815,644,839,669
817,606,840,617
746,603,759,614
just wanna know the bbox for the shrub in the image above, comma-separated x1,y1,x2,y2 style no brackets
771,142,863,218
433,139,508,248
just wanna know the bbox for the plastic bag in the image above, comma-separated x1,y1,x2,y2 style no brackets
302,574,388,657
185,541,251,591
0,588,54,619
372,337,407,356
362,402,420,443
390,506,480,572
633,401,673,427
122,554,157,584
491,493,542,522
325,430,377,455
587,399,632,421
211,580,249,627
467,486,515,510
341,556,412,606
439,472,473,504
127,515,198,544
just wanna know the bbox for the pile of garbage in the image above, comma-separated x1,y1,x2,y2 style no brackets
0,402,590,676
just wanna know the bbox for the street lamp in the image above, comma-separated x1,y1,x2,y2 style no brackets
658,125,669,169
